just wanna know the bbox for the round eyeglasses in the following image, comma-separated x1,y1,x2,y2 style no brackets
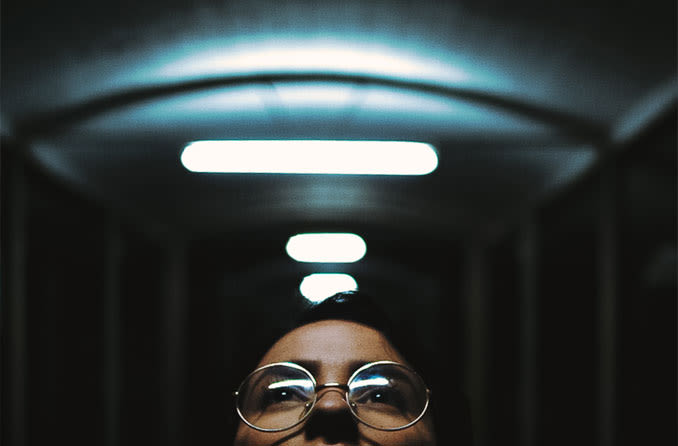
234,361,431,432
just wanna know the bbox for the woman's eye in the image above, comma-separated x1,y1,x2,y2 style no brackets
271,389,293,401
355,387,412,413
369,390,389,402
359,388,399,405
263,387,305,405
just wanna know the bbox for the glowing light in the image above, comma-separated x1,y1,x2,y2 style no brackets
272,82,356,108
286,233,366,263
180,140,438,175
299,273,358,303
349,377,390,389
268,380,313,390
157,39,469,85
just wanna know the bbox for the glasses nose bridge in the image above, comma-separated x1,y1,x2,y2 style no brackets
315,382,349,393
312,382,352,413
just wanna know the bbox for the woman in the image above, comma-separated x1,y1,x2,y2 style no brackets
232,291,470,445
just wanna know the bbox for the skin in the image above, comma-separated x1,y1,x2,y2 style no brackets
234,319,437,446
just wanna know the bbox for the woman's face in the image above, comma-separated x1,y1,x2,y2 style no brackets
234,319,437,446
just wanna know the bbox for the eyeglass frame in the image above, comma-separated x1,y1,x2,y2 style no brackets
233,360,432,433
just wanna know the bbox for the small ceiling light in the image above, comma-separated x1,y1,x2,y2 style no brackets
180,140,438,175
286,233,366,263
299,273,358,303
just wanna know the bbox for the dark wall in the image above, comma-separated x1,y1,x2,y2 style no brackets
615,110,677,445
2,147,175,446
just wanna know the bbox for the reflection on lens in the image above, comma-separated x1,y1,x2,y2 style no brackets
348,362,428,430
237,363,316,431
236,361,430,432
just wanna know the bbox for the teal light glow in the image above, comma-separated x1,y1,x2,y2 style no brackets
156,38,470,85
286,233,366,263
272,82,357,109
299,273,358,303
180,140,438,175
78,82,553,140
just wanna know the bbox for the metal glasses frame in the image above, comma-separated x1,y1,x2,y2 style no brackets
233,360,432,432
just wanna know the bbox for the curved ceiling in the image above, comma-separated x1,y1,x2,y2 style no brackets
2,0,676,238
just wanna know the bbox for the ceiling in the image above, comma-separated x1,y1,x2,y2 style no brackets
2,0,676,240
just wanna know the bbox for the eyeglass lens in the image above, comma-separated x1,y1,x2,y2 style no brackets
237,363,428,431
348,363,428,430
237,364,316,431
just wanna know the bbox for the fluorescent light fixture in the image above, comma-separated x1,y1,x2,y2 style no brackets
180,140,438,175
286,233,366,263
299,273,358,303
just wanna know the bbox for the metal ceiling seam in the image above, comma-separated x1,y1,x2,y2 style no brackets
611,77,678,146
13,73,607,144
477,81,678,244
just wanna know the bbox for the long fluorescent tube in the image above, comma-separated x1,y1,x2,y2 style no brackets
180,140,438,175
299,273,358,303
286,233,366,263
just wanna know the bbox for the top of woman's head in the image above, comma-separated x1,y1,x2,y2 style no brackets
285,290,447,400
293,291,419,363
294,290,394,337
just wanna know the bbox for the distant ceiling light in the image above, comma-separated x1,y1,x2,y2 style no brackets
300,273,358,303
286,233,366,263
180,140,438,175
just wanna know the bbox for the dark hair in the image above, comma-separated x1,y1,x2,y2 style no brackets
294,290,394,339
292,290,434,384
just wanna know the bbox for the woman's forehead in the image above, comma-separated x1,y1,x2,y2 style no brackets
257,319,405,369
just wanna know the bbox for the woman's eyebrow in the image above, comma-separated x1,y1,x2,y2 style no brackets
348,360,372,374
287,359,320,374
286,359,375,377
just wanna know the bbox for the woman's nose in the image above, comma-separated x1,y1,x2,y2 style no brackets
304,386,359,443
314,387,350,413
